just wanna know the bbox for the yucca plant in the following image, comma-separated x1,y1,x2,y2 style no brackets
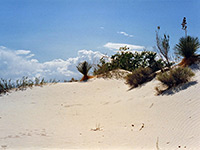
174,36,200,66
77,61,93,81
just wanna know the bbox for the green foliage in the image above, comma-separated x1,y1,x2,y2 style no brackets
157,67,195,89
174,36,200,59
126,67,155,88
93,57,111,75
94,47,166,76
77,61,92,76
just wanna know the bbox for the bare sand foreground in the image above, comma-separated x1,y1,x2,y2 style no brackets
0,71,200,150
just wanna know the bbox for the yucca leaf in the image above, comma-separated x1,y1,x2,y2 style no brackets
76,61,92,76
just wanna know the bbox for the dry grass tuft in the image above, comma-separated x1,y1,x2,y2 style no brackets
126,67,155,88
156,67,195,94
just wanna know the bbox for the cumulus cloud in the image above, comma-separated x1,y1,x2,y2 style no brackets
117,31,133,38
104,42,145,51
0,47,104,81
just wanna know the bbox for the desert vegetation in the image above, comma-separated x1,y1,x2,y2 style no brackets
126,67,155,89
174,36,200,67
155,26,173,69
1,17,199,95
94,48,166,75
156,67,195,94
77,61,93,81
92,17,199,92
0,77,58,95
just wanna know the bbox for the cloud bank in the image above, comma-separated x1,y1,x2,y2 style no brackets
104,42,145,51
0,46,104,81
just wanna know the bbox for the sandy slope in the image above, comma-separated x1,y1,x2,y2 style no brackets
0,70,200,150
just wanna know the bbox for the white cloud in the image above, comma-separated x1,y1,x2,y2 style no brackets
0,47,105,81
100,26,104,30
26,54,35,59
104,42,145,51
15,50,31,55
117,31,133,38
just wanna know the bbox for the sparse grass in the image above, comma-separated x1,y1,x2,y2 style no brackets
0,77,58,95
156,67,195,94
126,67,155,88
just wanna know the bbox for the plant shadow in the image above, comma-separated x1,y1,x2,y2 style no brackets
190,63,200,70
127,81,151,91
161,81,198,95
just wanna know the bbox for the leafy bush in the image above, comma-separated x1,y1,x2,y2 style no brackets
111,50,165,72
126,67,155,88
94,47,167,76
157,67,195,89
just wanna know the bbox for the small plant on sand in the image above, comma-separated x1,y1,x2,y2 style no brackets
77,61,93,81
126,67,155,88
174,36,200,66
156,67,195,94
91,123,103,131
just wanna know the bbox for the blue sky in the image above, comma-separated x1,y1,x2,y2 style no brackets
0,0,199,80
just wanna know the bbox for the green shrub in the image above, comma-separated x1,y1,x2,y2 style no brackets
111,50,165,72
93,57,111,75
157,67,195,89
126,67,155,88
94,47,167,76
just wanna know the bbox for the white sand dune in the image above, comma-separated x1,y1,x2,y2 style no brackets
0,69,200,150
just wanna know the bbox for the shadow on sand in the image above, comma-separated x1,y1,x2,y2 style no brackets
161,81,198,95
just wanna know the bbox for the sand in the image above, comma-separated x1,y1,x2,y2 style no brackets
0,70,200,150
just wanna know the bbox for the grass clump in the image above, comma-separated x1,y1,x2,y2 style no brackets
126,67,155,88
156,67,195,94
